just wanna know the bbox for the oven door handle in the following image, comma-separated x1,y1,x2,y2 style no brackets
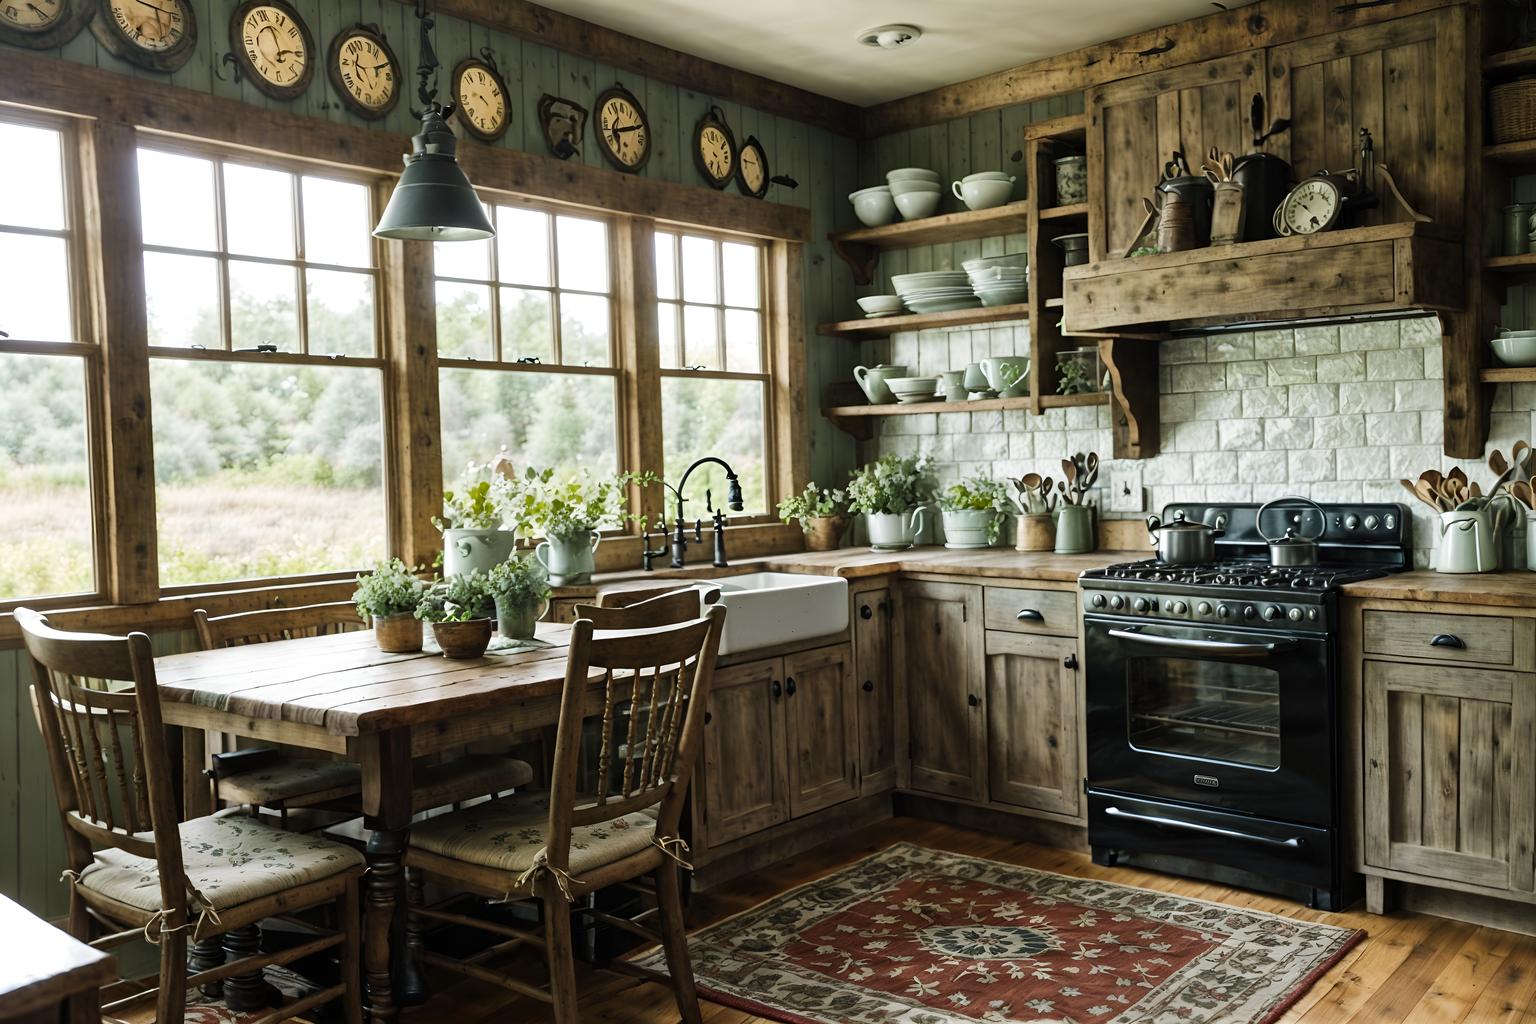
1104,627,1297,658
1105,806,1305,849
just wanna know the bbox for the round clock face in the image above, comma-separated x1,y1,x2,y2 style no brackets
232,1,313,100
1276,177,1342,236
738,138,767,198
93,0,196,69
0,0,92,48
453,60,509,143
595,86,649,172
329,28,399,120
3,0,64,31
695,117,735,189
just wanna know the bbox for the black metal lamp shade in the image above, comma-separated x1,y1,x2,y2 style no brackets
374,108,495,241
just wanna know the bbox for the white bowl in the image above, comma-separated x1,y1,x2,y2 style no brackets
885,375,939,394
962,170,1013,182
888,179,943,197
894,191,941,220
974,288,1027,307
850,189,898,227
1491,335,1536,367
891,271,967,288
952,177,1016,211
886,167,940,182
856,294,905,315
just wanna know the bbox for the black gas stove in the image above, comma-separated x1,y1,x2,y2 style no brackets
1081,501,1412,911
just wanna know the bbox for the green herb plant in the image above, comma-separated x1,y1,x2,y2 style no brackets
415,571,496,623
352,559,424,620
1057,358,1095,396
775,482,847,530
938,477,1018,543
846,454,935,516
523,468,658,540
487,553,551,608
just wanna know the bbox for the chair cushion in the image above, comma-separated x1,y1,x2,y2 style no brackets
217,757,362,806
78,815,364,914
408,795,657,878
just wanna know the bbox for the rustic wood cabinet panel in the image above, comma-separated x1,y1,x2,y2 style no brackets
701,657,790,847
1362,660,1536,894
853,586,897,795
902,581,986,801
1086,52,1268,261
982,586,1079,638
1362,610,1524,669
784,645,860,818
985,630,1082,819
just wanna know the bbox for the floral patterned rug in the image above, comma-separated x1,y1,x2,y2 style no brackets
630,842,1364,1024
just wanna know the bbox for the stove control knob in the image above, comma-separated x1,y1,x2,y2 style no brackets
1344,514,1360,530
1385,514,1397,530
1170,600,1188,615
1090,593,1107,609
1109,595,1125,610
1242,605,1257,620
1133,597,1151,613
1197,601,1212,616
1217,604,1232,619
1364,514,1380,530
1308,608,1320,622
1288,607,1305,622
1262,605,1282,621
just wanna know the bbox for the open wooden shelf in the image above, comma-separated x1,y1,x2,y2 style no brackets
1485,253,1536,272
829,203,1029,284
1485,138,1536,165
1485,45,1536,75
823,391,1108,439
1022,113,1087,142
817,302,1031,339
1044,297,1065,309
1480,366,1536,383
1039,203,1089,222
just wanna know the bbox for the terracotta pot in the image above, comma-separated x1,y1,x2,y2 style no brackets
372,612,422,654
1015,513,1055,552
802,516,849,552
430,619,494,659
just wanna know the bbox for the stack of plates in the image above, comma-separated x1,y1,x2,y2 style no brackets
891,271,981,314
963,255,1028,307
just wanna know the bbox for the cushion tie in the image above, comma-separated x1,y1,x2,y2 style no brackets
652,835,693,871
511,849,580,902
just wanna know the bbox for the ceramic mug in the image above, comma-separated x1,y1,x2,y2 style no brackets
939,370,967,402
854,364,907,405
981,357,1029,397
962,362,991,397
865,507,927,551
1054,505,1095,555
535,531,602,585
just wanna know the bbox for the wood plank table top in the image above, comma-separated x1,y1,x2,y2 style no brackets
0,893,115,1020
154,621,599,737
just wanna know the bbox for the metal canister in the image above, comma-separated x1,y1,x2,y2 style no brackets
1505,203,1535,256
1156,192,1197,253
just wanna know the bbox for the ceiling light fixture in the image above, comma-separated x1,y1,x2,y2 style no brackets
856,24,921,50
374,0,495,242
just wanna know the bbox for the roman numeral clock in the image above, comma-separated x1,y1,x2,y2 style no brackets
230,0,314,101
693,105,736,190
0,0,95,49
594,83,651,173
327,23,400,121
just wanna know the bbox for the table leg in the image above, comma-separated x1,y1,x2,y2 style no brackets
360,728,423,1024
183,727,211,819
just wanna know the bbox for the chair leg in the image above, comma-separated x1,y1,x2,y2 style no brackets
340,875,365,1024
157,926,188,1024
189,936,225,998
656,862,703,1024
542,879,582,1024
222,924,278,1011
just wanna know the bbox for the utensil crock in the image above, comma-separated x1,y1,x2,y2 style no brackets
1054,505,1094,554
1015,513,1055,552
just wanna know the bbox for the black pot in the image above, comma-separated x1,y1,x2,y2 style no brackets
1231,153,1291,242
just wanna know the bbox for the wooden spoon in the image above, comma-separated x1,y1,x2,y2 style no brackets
1511,479,1534,510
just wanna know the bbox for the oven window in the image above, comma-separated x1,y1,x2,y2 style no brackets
1127,657,1280,768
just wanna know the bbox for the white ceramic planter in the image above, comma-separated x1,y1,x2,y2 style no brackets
865,508,926,551
535,531,601,585
941,509,998,549
442,528,517,578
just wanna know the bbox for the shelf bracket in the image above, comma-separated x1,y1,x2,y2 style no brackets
1100,338,1160,460
831,239,880,287
825,413,876,442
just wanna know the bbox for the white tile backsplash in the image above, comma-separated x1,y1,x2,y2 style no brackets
856,316,1536,568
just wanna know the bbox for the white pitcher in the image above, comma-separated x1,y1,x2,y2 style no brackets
865,507,926,551
535,531,602,585
1435,497,1516,574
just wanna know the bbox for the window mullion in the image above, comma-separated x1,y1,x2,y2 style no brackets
293,173,310,355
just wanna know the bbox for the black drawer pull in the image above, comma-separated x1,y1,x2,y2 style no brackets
1430,634,1466,650
1016,609,1045,622
967,693,980,707
862,679,874,693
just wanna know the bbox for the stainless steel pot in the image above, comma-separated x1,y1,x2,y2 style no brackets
1257,496,1326,566
1145,510,1221,563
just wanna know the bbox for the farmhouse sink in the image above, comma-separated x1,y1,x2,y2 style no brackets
696,572,848,655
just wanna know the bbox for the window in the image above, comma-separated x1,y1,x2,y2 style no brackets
136,146,388,586
0,117,97,602
655,231,771,514
435,202,620,484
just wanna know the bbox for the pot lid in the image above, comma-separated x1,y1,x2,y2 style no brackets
1151,510,1217,533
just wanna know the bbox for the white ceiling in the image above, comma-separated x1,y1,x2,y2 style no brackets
534,0,1257,106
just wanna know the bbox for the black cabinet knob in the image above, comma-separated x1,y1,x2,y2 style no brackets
785,677,797,696
967,693,980,707
1063,654,1079,670
704,711,712,725
862,679,874,692
860,604,873,620
771,680,782,697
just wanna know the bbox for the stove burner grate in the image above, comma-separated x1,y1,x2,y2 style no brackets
1091,558,1387,593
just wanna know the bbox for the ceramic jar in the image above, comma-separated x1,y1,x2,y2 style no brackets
1053,155,1087,206
1015,513,1055,552
442,528,517,578
941,509,998,549
495,596,548,641
866,507,926,551
535,531,602,586
1054,505,1095,555
372,613,422,654
1507,203,1536,256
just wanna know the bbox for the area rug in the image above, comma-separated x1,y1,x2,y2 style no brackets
630,842,1363,1024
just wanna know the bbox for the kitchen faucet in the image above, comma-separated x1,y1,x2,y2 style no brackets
642,457,745,570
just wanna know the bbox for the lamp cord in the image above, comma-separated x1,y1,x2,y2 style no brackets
413,0,440,112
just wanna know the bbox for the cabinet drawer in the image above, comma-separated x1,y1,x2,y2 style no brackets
983,586,1078,636
1362,610,1515,667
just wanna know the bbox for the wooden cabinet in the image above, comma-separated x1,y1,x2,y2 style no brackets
784,645,859,817
853,584,897,794
1362,659,1536,895
902,580,986,801
985,630,1082,818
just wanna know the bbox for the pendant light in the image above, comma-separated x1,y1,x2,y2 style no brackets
374,1,495,241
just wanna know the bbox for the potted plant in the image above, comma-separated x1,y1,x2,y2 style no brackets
847,453,934,551
776,483,849,551
525,468,656,585
352,558,425,653
416,571,496,659
487,554,551,641
939,477,1016,549
437,458,522,578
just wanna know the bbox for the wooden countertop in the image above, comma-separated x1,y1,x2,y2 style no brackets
1343,570,1536,609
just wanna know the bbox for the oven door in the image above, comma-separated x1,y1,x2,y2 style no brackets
1083,615,1334,826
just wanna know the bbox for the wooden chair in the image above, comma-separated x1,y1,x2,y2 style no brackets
16,608,365,1024
193,605,535,822
403,605,728,1024
577,587,706,629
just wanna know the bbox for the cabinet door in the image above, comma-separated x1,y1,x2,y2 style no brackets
985,631,1082,818
1363,660,1535,893
902,581,986,801
700,657,789,847
1086,51,1268,261
853,587,896,794
784,644,860,818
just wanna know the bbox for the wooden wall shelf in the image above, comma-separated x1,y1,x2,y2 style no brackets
1039,203,1089,222
817,303,1031,339
1480,367,1536,383
1484,138,1536,165
823,392,1108,440
1485,253,1536,273
1484,45,1536,75
829,203,1029,285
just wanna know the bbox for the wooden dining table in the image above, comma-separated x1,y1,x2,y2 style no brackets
153,622,601,1024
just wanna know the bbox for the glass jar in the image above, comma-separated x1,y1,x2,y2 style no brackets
1056,346,1104,395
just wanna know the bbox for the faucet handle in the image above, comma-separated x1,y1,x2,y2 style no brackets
694,519,703,542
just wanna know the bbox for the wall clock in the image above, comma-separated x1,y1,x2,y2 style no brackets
538,93,587,161
593,83,650,174
1272,173,1349,237
327,24,400,121
693,106,735,190
90,0,196,72
737,134,769,199
452,56,510,143
229,0,314,101
0,0,95,49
